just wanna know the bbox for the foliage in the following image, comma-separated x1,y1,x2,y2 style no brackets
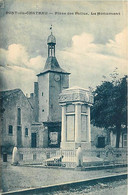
105,145,114,155
91,74,127,148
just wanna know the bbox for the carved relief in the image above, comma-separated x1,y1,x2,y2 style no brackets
59,91,93,105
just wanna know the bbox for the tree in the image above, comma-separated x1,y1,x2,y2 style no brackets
91,75,127,148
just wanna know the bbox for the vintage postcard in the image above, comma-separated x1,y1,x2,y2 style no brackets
0,0,127,194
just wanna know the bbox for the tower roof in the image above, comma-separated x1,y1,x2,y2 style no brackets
37,56,70,76
47,33,56,45
37,29,70,76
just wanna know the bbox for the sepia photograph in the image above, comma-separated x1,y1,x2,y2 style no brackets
0,0,127,194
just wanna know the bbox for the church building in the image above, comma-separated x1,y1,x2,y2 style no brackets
0,89,33,151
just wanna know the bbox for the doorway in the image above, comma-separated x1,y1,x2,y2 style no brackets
97,137,105,148
31,133,37,148
17,126,22,147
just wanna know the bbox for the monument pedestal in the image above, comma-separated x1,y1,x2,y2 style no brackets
61,142,91,150
59,86,94,150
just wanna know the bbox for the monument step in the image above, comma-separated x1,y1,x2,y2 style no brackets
19,163,127,171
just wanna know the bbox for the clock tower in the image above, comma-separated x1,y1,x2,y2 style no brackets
37,30,70,147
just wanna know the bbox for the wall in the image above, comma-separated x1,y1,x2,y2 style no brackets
49,73,69,122
91,125,108,148
38,72,69,123
31,124,48,148
28,82,39,123
33,82,39,122
43,128,48,147
38,74,49,122
110,130,127,148
1,90,33,149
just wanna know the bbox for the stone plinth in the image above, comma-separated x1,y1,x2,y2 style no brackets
59,86,94,149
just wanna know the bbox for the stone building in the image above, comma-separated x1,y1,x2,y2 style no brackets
0,89,33,151
110,129,127,148
36,32,70,148
91,125,108,148
27,32,70,149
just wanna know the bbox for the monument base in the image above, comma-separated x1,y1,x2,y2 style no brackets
61,142,91,150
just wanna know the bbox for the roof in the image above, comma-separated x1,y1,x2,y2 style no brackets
47,33,56,44
0,89,21,99
37,56,70,76
63,86,89,92
0,88,33,109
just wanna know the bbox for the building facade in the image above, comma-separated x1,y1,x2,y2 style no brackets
0,89,33,151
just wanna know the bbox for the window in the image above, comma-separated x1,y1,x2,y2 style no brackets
25,128,28,136
8,125,13,135
42,92,43,96
17,108,21,125
42,109,44,112
123,134,127,147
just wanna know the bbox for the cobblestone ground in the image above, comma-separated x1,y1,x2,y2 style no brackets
44,179,128,195
1,159,127,193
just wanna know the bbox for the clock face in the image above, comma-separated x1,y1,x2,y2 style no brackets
54,74,60,82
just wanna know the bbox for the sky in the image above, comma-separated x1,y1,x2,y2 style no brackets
0,0,127,95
